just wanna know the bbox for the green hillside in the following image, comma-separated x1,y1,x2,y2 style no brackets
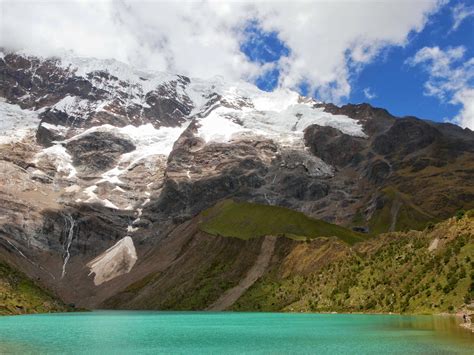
365,187,438,235
0,262,69,315
233,212,474,314
199,200,366,245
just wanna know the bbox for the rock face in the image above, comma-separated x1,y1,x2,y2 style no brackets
304,125,365,167
372,118,441,156
65,131,136,174
0,50,473,310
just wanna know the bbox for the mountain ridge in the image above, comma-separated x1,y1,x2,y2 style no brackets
0,50,473,314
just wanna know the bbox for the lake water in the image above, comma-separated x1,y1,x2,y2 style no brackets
0,311,472,354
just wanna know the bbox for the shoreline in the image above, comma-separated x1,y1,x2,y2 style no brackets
460,322,474,333
3,309,473,333
2,308,471,317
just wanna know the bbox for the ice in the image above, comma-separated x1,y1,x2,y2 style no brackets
52,95,104,119
192,79,365,144
40,122,69,134
197,108,248,142
83,185,119,209
34,144,77,179
0,100,40,144
196,91,365,144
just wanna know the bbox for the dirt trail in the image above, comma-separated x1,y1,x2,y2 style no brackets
389,200,402,232
207,235,277,311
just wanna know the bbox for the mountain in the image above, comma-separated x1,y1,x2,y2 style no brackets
0,50,473,314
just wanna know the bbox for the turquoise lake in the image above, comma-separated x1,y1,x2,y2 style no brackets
0,311,472,354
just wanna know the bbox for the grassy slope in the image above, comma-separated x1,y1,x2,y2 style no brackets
199,200,366,245
107,203,472,314
361,153,474,236
367,186,438,235
0,262,69,315
104,235,262,311
233,212,474,314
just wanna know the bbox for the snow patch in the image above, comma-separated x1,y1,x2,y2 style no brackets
57,53,177,93
198,109,247,142
0,100,40,144
83,185,119,209
113,186,125,192
127,225,139,233
40,122,69,134
65,184,81,193
34,144,77,179
52,95,104,119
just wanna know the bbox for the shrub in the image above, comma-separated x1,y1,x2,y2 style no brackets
426,222,435,231
464,294,471,304
455,210,465,220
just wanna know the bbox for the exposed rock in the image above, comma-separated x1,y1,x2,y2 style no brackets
366,160,391,185
372,118,441,156
304,124,366,167
279,149,333,177
65,131,136,174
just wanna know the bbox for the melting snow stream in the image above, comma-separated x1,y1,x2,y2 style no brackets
61,214,75,278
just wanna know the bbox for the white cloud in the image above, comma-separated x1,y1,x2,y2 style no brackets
406,46,474,129
451,2,474,31
452,89,474,129
0,0,443,102
363,87,377,100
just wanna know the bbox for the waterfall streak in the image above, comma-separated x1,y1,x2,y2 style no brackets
61,214,75,278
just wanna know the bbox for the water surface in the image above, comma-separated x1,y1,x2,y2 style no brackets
0,311,472,354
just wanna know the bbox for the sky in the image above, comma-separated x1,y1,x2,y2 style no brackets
0,0,473,129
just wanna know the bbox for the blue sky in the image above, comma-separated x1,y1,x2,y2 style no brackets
240,0,474,124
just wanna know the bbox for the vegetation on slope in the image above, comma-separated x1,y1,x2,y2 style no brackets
106,204,472,314
199,200,366,245
103,235,262,311
233,212,474,314
366,186,438,235
391,154,474,222
0,262,69,315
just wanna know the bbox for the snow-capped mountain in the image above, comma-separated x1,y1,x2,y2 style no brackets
1,50,473,310
0,50,364,213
